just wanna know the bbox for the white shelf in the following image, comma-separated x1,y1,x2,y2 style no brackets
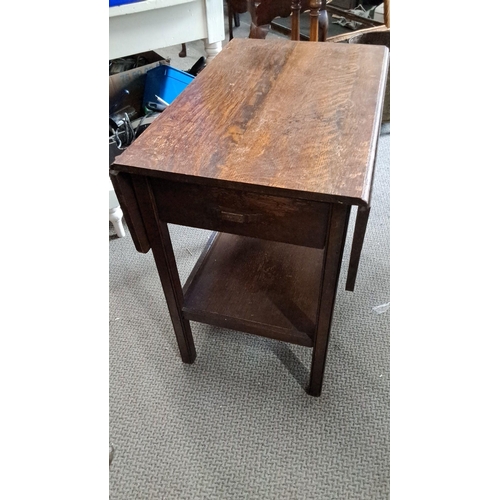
109,0,196,18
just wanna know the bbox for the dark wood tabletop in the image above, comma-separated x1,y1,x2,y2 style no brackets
110,38,389,396
113,38,389,206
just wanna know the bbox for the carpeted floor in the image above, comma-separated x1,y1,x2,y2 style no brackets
109,12,390,497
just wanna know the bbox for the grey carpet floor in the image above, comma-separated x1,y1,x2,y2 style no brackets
109,119,390,499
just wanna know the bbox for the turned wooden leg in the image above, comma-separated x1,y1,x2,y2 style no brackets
309,0,321,42
308,204,351,397
291,0,301,41
109,180,126,238
132,176,196,364
318,7,328,41
204,40,222,63
109,206,126,238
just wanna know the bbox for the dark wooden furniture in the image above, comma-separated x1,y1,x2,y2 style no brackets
326,2,390,122
245,0,329,41
227,0,245,40
229,0,388,41
329,0,357,8
110,38,389,396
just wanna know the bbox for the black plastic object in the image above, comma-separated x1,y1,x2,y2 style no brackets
187,57,206,76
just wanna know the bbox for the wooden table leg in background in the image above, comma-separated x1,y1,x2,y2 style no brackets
132,176,197,364
308,204,351,397
318,1,328,42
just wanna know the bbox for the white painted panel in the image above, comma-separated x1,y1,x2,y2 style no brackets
204,0,225,45
109,0,206,59
109,0,196,17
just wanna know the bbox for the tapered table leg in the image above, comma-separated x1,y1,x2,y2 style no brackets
132,176,196,364
346,205,370,292
308,204,351,397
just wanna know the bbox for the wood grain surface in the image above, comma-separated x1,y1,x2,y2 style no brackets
182,232,325,346
113,38,389,205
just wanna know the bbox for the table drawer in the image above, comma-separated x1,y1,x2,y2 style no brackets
149,179,329,248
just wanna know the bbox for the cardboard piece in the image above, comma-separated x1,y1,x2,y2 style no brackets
109,52,168,116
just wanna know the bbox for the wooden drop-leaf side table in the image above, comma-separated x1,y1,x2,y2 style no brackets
110,38,389,396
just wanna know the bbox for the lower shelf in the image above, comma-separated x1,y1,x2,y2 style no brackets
182,232,325,347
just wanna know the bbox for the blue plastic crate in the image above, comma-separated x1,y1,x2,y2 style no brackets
109,0,143,7
142,65,195,112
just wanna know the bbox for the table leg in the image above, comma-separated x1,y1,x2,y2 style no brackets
346,205,370,292
318,5,328,42
109,205,126,238
204,40,222,63
227,0,234,40
132,176,196,364
308,204,351,397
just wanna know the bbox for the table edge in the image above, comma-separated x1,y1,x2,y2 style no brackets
110,164,370,207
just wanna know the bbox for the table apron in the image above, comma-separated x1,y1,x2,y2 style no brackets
148,177,331,249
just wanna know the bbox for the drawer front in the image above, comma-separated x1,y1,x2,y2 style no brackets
149,179,330,249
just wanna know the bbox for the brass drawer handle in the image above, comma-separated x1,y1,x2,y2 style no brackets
212,207,261,224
